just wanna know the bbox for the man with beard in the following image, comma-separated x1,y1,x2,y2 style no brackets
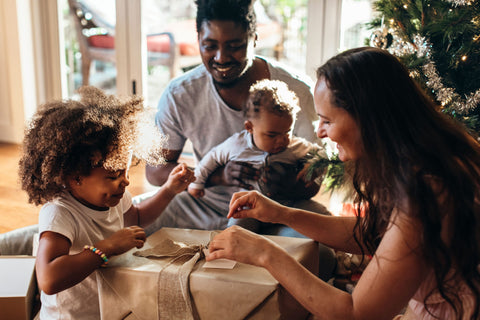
1,1,334,282
144,0,332,269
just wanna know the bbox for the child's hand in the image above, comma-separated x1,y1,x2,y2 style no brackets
97,226,146,257
164,163,195,194
188,185,205,198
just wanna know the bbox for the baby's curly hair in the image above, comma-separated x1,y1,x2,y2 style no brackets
19,86,166,205
244,79,300,120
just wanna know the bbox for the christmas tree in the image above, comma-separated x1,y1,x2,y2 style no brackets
368,0,480,135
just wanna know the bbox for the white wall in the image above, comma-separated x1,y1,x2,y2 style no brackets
0,0,64,144
0,0,35,143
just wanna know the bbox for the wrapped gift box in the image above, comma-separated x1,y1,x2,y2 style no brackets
0,256,37,320
97,228,319,320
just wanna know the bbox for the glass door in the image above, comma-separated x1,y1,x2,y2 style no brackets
60,0,375,101
141,0,198,108
61,0,198,106
339,0,375,52
62,0,118,97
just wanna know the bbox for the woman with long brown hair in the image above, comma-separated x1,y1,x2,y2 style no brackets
207,47,480,320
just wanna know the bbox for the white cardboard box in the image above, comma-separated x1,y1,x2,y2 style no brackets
0,256,37,320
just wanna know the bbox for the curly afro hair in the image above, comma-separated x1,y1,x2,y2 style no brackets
19,86,166,205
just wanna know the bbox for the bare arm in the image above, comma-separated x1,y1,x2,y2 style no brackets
128,163,195,228
145,149,182,186
208,209,427,319
228,190,363,253
36,227,146,295
284,209,362,253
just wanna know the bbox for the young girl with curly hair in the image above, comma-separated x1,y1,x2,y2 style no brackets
19,86,195,319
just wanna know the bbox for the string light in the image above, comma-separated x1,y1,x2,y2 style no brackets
369,24,479,114
444,0,473,5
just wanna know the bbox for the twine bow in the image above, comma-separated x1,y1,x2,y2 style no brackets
133,238,209,320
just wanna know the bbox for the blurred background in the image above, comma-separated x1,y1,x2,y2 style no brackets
62,0,374,107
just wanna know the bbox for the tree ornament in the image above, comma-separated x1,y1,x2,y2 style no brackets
369,29,387,48
369,16,393,49
369,1,480,131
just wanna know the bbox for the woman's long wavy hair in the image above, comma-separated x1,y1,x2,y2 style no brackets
317,47,480,319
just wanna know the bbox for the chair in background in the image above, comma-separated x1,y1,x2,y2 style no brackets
68,0,183,85
67,0,283,86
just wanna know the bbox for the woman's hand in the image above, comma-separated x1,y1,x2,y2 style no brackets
228,190,288,224
97,226,146,257
206,226,283,268
164,163,195,194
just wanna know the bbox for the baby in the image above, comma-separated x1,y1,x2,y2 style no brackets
188,79,327,231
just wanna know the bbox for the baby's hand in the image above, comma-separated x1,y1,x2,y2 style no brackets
165,163,195,194
188,185,205,198
97,226,146,257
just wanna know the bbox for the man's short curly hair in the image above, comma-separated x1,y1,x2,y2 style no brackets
244,79,300,120
195,0,256,38
19,86,166,206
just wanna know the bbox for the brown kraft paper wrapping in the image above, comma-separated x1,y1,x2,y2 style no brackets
96,228,319,320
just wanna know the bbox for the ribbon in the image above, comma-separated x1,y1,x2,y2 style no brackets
134,238,207,320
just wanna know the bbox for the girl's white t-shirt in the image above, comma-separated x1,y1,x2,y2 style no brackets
38,191,132,320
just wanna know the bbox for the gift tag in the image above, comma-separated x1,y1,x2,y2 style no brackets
202,249,236,269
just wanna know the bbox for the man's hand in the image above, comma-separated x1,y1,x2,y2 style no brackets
259,162,320,200
207,161,260,190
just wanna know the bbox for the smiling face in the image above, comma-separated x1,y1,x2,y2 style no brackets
245,111,293,154
198,20,256,87
314,78,363,162
69,167,130,210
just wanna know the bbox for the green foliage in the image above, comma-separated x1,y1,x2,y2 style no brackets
369,0,480,133
303,148,345,193
259,0,308,25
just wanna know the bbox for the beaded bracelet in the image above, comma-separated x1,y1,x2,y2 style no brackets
83,245,109,267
